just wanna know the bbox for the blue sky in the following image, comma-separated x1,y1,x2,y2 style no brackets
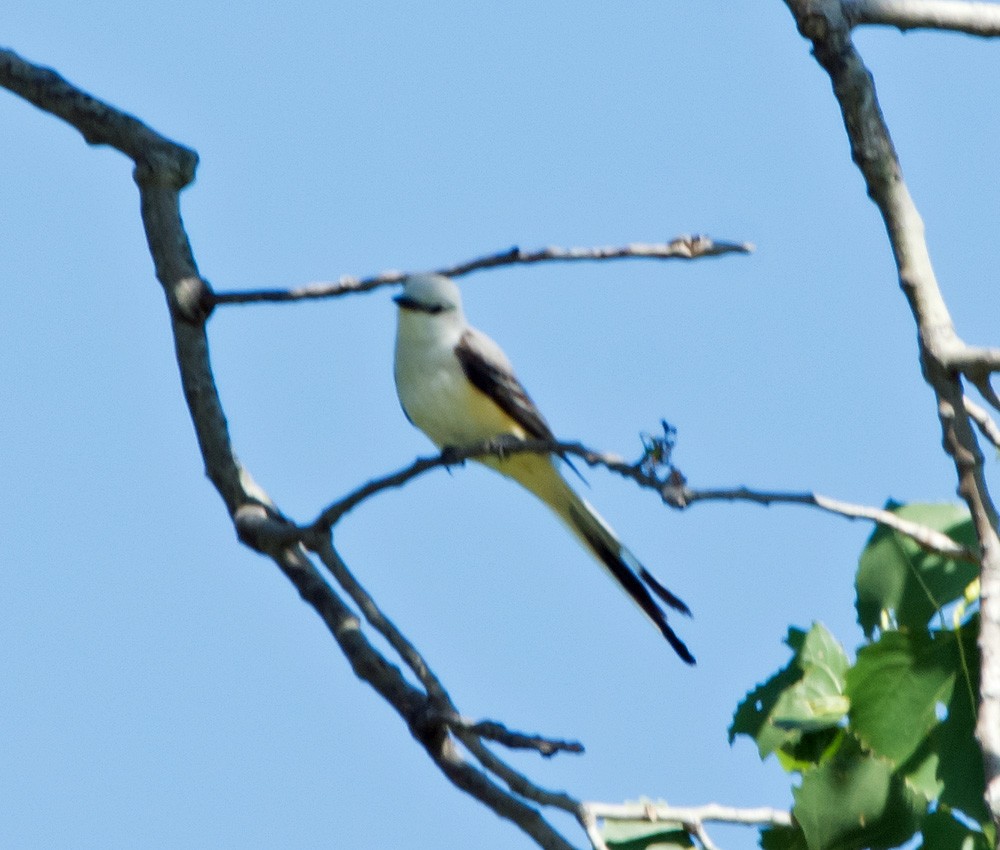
2,3,998,849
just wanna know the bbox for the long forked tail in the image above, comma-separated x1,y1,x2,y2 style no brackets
566,498,695,664
488,452,694,663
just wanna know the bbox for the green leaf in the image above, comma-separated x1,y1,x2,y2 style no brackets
932,620,986,824
731,625,848,763
775,727,843,773
900,736,943,803
760,825,810,850
771,624,850,732
602,818,693,849
846,630,956,766
792,735,925,850
730,628,809,757
917,811,991,850
855,502,978,637
849,622,985,824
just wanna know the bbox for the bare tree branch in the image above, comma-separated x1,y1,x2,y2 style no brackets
455,729,583,815
304,531,449,699
434,714,584,757
578,811,611,850
9,20,993,846
586,800,793,828
967,396,1000,451
0,48,199,177
970,375,1000,416
209,236,754,307
585,800,793,850
303,534,585,847
691,821,722,850
313,437,978,562
942,347,1000,379
674,486,979,561
240,521,583,844
844,0,1000,35
0,46,583,850
782,0,1000,831
300,530,594,830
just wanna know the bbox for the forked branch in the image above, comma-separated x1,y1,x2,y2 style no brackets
0,45,583,850
783,0,1000,831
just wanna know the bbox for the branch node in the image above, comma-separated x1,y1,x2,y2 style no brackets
132,148,199,190
169,275,216,324
233,503,301,553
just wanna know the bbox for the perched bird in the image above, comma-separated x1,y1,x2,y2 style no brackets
393,273,693,664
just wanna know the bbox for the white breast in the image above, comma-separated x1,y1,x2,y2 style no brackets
394,311,519,447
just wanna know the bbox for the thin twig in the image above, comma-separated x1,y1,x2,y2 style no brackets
456,730,583,814
584,800,792,850
844,0,1000,36
970,375,1000,416
967,396,1000,451
577,807,611,850
442,237,755,275
306,533,451,703
312,450,465,527
305,532,588,819
312,437,978,562
585,800,793,829
209,236,754,306
690,821,722,850
254,547,582,849
671,487,978,562
435,713,584,756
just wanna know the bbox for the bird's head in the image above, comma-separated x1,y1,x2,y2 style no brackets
394,274,463,316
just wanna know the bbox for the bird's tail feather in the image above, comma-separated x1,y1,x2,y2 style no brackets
498,454,694,664
566,499,695,665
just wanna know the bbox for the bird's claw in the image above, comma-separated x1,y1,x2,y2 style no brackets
440,445,466,466
485,434,523,460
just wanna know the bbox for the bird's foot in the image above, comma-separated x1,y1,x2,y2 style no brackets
439,445,467,466
483,434,523,460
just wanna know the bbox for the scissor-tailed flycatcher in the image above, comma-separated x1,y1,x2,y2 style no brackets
393,274,694,664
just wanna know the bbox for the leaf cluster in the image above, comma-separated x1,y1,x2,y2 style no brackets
728,503,988,850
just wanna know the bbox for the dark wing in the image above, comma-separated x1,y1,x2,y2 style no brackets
455,328,555,441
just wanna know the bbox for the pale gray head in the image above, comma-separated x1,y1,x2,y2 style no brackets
394,274,463,315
